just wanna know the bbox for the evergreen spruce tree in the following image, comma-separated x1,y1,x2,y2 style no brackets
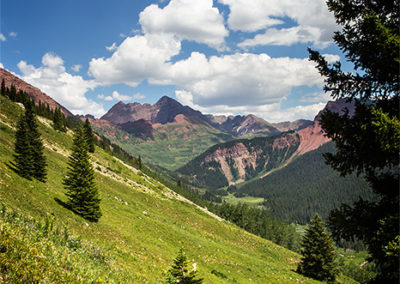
9,84,16,101
297,214,337,282
166,248,203,284
1,79,5,96
13,102,46,182
63,122,101,222
83,118,95,153
25,103,47,182
53,108,66,132
308,1,399,281
14,113,34,179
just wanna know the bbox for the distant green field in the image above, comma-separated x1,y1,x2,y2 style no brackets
223,194,265,205
93,121,234,170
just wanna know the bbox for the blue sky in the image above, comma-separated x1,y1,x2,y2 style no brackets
1,0,343,122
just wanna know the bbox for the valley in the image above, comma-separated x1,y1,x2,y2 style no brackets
0,69,376,283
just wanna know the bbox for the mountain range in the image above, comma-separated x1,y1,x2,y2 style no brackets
89,95,316,170
176,97,354,188
1,67,368,225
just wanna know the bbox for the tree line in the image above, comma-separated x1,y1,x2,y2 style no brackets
1,85,101,222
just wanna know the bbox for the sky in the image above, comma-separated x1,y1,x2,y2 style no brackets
1,0,345,122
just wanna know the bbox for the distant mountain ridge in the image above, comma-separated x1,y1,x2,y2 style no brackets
101,96,207,125
177,97,356,188
0,68,73,117
100,96,287,138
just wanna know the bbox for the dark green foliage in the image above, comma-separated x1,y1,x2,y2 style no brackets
214,202,300,252
166,248,203,284
337,256,377,283
63,123,101,222
309,1,399,281
297,214,338,282
238,142,373,224
0,82,79,130
14,114,34,179
83,118,95,153
25,103,47,182
13,103,47,182
53,107,67,132
1,79,5,96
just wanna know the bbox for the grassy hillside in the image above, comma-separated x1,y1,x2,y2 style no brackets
0,95,339,283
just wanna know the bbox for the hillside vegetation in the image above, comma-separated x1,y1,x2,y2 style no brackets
237,142,375,224
92,118,234,171
0,95,335,283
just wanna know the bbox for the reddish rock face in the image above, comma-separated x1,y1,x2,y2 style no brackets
0,68,73,117
101,96,207,125
296,97,355,155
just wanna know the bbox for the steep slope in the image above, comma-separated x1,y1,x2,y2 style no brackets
92,114,234,170
0,95,329,283
237,142,374,224
0,67,73,117
178,98,357,189
178,132,300,189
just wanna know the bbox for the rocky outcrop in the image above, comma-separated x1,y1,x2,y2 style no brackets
179,133,300,188
101,96,207,125
119,119,153,139
0,68,73,117
295,97,355,155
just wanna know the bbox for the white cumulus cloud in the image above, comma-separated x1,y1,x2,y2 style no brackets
98,91,142,102
220,0,337,48
239,26,322,48
9,32,17,37
165,52,323,107
17,53,105,117
0,33,6,41
71,64,82,72
139,0,228,49
176,89,325,122
106,42,117,51
89,33,181,86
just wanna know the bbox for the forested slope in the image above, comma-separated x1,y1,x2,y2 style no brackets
237,142,375,224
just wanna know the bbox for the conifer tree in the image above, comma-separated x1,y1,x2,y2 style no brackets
309,1,399,281
13,102,47,182
166,248,202,284
53,108,66,132
297,214,337,282
83,118,95,153
25,103,47,182
1,79,5,96
14,113,34,179
9,84,16,101
63,122,101,222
